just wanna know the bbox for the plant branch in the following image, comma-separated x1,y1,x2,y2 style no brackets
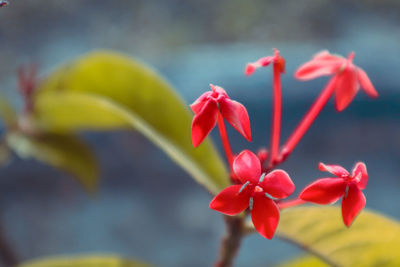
214,216,244,267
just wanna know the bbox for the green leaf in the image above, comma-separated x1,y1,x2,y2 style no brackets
20,254,151,267
34,51,229,194
0,94,17,127
6,132,98,193
276,206,400,267
278,256,327,267
34,91,132,131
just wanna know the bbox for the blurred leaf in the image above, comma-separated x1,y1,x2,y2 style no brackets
6,132,98,193
34,91,132,130
20,254,151,267
278,256,327,267
275,206,400,266
0,94,17,127
34,51,229,194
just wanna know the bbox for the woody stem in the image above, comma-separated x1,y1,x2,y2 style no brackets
280,76,338,161
268,65,282,168
217,113,234,169
214,216,244,267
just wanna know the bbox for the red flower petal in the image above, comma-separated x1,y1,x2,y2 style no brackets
219,98,252,142
335,66,360,111
295,59,341,81
233,150,261,184
313,50,342,61
357,67,378,98
210,84,229,99
299,178,346,204
260,170,295,199
190,91,211,114
245,64,257,76
191,100,218,147
318,162,349,178
251,194,280,239
258,56,274,67
342,184,366,227
352,162,368,190
209,185,251,216
245,56,273,76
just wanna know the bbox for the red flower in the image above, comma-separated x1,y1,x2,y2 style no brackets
299,162,368,227
209,150,295,239
190,84,251,147
245,49,285,76
0,1,8,7
295,50,378,111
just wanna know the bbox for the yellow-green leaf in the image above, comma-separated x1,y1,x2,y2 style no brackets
34,91,132,131
0,94,17,127
20,254,151,267
34,51,229,194
278,256,327,267
6,132,98,193
276,206,400,266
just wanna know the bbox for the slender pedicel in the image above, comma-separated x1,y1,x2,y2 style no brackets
268,56,283,167
280,76,338,161
278,198,306,209
217,113,234,169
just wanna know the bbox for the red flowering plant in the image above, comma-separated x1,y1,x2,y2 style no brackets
190,49,378,265
2,49,393,266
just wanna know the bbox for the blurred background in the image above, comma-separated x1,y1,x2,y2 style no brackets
0,0,399,266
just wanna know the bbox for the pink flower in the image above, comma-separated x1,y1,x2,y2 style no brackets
299,162,368,227
245,49,285,76
209,150,295,239
190,84,251,147
295,50,378,111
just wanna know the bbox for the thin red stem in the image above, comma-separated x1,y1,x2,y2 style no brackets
217,113,234,169
278,198,306,210
280,76,338,161
268,65,282,168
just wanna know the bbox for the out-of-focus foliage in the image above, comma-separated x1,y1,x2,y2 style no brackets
35,51,229,194
276,206,400,266
278,256,328,267
35,92,132,130
20,255,151,267
0,94,17,128
6,132,98,193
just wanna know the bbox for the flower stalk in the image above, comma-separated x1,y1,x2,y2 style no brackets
217,113,234,170
280,76,338,161
268,60,283,168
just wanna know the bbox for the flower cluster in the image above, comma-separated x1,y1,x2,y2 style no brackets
190,50,377,239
